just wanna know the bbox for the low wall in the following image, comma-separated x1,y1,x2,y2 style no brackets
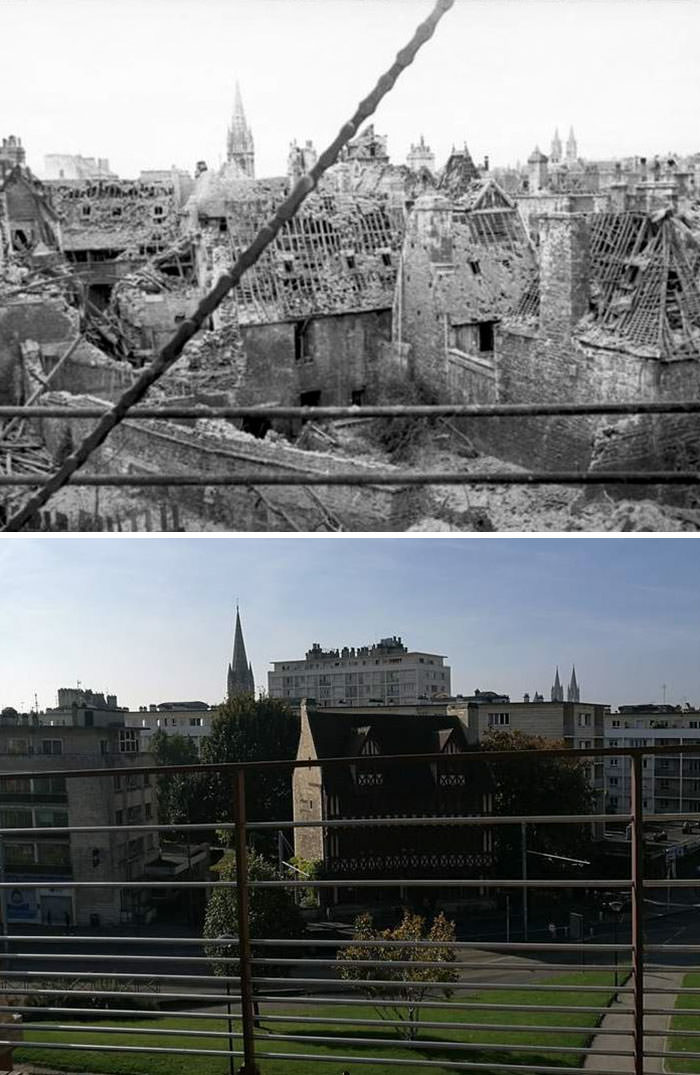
39,393,433,531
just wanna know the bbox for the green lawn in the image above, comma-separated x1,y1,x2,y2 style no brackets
14,971,618,1075
668,972,700,1073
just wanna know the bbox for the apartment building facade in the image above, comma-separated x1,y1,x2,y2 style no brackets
0,704,159,928
269,636,451,707
604,705,700,817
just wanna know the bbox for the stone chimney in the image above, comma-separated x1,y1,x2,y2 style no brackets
538,212,591,336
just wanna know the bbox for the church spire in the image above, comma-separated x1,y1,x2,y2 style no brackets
551,666,564,702
566,125,577,163
226,81,255,178
567,665,580,703
227,605,255,699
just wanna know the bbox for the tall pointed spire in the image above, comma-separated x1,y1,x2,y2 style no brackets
226,81,255,178
566,125,577,163
567,665,580,703
551,666,564,702
227,606,255,699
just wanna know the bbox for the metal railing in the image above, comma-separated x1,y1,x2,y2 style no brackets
1,745,700,1073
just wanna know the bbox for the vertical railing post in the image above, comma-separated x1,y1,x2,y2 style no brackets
630,751,645,1075
521,821,528,942
233,768,258,1075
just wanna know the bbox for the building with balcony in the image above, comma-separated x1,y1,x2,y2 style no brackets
0,703,159,928
269,636,451,706
605,705,700,817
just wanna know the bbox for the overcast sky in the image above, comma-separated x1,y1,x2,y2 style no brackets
0,0,697,180
1,536,699,713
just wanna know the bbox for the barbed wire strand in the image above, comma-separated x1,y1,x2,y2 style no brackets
2,0,455,532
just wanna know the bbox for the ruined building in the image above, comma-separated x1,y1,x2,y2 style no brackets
43,155,116,181
407,135,435,175
394,177,537,402
227,606,255,698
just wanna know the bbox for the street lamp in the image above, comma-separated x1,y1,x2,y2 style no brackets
607,900,623,988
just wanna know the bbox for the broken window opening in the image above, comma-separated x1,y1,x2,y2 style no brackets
478,321,495,352
351,388,365,406
241,415,271,440
294,320,312,363
300,389,321,407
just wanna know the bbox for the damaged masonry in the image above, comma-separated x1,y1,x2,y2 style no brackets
3,77,700,531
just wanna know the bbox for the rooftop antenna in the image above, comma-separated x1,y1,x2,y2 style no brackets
33,692,38,715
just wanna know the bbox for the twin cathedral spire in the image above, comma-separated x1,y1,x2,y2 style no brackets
551,665,580,703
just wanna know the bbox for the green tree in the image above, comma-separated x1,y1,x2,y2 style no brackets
150,729,213,828
203,849,303,1020
200,694,299,854
338,909,458,1040
481,728,596,875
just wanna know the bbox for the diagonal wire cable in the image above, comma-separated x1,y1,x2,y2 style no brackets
2,0,455,532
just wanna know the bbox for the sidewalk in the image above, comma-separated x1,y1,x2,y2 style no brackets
585,970,683,1072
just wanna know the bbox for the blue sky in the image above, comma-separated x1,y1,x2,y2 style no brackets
1,537,698,712
0,0,697,179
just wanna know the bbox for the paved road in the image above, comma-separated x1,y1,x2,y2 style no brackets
585,970,684,1073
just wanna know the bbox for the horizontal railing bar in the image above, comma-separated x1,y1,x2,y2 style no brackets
0,969,241,984
0,986,239,1002
0,877,632,889
251,958,624,971
252,812,627,828
261,1031,633,1057
253,1048,621,1074
0,951,625,972
249,976,633,993
0,1038,241,1058
6,400,700,419
5,741,700,782
252,940,630,952
14,1022,241,1039
251,1014,635,1036
648,944,700,952
2,470,699,488
252,996,627,1015
1,936,630,952
8,1020,630,1053
0,811,624,835
248,878,629,889
0,1004,236,1021
0,998,622,1017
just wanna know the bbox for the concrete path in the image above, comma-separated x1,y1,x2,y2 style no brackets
585,970,684,1072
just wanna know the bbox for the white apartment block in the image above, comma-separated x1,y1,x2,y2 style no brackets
605,706,700,816
268,636,451,707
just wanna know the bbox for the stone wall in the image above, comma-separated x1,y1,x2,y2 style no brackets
0,297,78,404
39,393,431,531
292,702,324,862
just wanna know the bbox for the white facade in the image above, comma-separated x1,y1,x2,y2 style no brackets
268,636,451,707
605,710,700,816
124,706,217,753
